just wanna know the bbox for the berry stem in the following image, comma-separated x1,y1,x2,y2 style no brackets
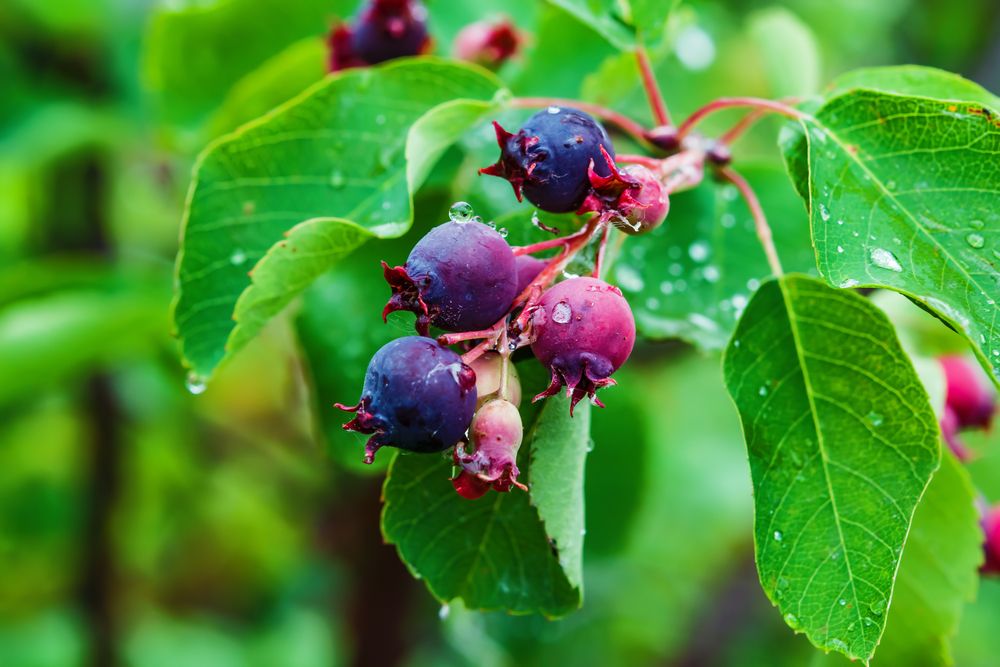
720,166,783,276
512,222,596,257
592,224,611,278
659,149,707,194
510,97,650,147
439,325,505,346
676,97,805,143
615,153,664,170
635,46,672,126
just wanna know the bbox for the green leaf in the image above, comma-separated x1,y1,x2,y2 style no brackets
748,7,821,98
723,274,940,662
784,89,1000,385
172,59,502,379
613,164,814,349
871,452,981,666
826,66,1000,109
381,391,590,616
545,0,677,50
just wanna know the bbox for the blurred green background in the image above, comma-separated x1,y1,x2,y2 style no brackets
1,0,999,665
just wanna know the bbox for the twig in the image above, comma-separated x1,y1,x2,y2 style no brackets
635,46,672,126
720,166,783,276
676,97,805,142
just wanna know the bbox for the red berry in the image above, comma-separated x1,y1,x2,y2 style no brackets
530,277,635,413
452,398,526,497
940,355,995,430
983,504,1000,575
453,18,522,69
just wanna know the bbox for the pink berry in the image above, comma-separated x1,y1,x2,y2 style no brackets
578,150,668,234
530,277,635,413
940,355,995,430
452,18,522,69
982,504,1000,575
452,399,527,498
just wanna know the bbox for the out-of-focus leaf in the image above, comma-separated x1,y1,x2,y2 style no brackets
748,7,820,98
724,275,940,662
172,60,502,380
613,164,814,349
545,0,677,50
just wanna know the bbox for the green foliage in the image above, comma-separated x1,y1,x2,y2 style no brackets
724,275,940,662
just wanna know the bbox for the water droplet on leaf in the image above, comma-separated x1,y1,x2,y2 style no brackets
185,372,207,395
966,233,985,249
869,247,902,272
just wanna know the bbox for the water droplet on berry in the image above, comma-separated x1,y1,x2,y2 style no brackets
552,301,572,324
448,201,475,223
869,247,902,272
498,228,508,238
966,233,985,249
185,372,207,395
229,248,247,266
547,106,561,114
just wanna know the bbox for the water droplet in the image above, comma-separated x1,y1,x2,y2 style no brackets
731,294,748,311
438,604,450,620
688,241,710,262
330,171,345,188
449,201,474,223
185,372,207,395
498,228,508,238
773,530,783,541
674,25,716,70
839,278,860,288
836,245,844,254
869,247,902,272
829,639,849,653
869,599,885,616
839,598,847,606
760,385,769,397
819,204,831,221
863,616,876,627
547,106,561,114
646,297,661,310
703,265,720,283
836,219,844,226
783,613,799,629
966,233,985,249
229,248,247,266
867,411,884,426
970,219,985,230
552,301,572,324
747,278,761,292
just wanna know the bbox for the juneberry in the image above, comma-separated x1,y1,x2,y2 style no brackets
329,0,430,72
453,18,522,69
578,150,669,234
982,504,1000,575
941,355,995,430
335,336,476,463
382,219,518,335
515,255,547,295
480,107,615,213
468,351,522,407
531,276,635,413
452,398,527,499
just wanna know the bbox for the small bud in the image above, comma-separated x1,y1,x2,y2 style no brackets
452,399,526,497
645,125,679,152
453,18,522,69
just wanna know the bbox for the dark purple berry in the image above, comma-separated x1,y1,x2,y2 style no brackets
531,277,635,413
382,220,518,335
329,0,430,72
453,18,522,69
336,336,476,463
941,355,995,430
983,504,1000,575
515,255,547,295
453,398,526,499
480,107,615,213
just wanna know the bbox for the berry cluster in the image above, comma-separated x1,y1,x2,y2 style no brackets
937,355,1000,575
338,106,671,498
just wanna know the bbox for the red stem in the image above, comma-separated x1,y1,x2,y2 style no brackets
511,97,650,147
615,153,664,170
512,222,595,257
592,224,611,278
719,166,783,276
676,98,805,142
719,108,768,145
635,46,671,126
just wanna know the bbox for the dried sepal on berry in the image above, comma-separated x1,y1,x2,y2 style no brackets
577,146,669,234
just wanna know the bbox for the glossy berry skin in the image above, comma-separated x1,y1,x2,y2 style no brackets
453,18,522,69
480,107,615,213
983,504,1000,575
515,255,547,295
452,399,527,499
531,277,635,413
382,221,518,335
613,165,669,234
940,355,995,430
468,351,522,407
329,0,430,72
336,336,476,464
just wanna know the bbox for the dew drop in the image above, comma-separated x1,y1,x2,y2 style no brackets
721,213,736,228
759,385,769,397
448,201,474,223
659,281,674,295
731,294,748,311
970,219,985,230
185,372,207,395
783,613,799,629
498,228,508,238
869,247,902,272
547,106,561,114
839,278,860,288
836,245,844,254
688,241,710,262
703,265,720,283
966,233,985,249
438,604,450,620
552,301,572,324
330,171,345,188
747,278,761,292
773,530,783,541
229,248,247,266
869,599,885,616
863,617,876,627
839,598,847,606
819,204,831,221
886,179,896,190
867,411,884,427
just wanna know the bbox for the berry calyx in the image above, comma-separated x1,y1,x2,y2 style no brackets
382,219,518,336
468,351,522,407
941,355,996,431
530,276,636,413
479,107,616,213
329,0,431,72
577,148,669,234
982,504,1000,575
335,336,476,463
453,18,522,69
452,398,527,498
